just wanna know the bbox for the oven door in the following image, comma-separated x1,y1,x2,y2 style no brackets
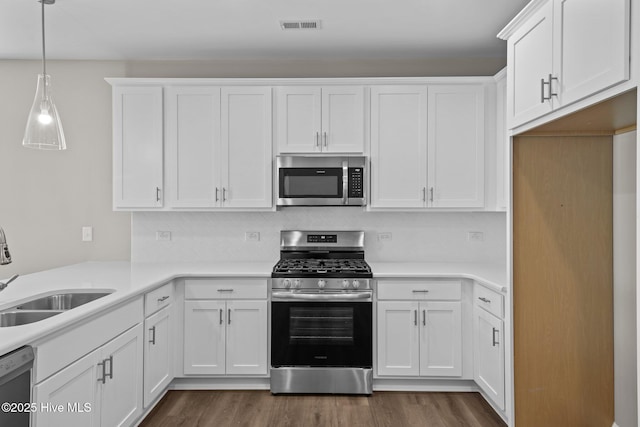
277,166,346,206
271,300,372,368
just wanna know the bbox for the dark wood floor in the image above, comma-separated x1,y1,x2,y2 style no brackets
140,390,506,427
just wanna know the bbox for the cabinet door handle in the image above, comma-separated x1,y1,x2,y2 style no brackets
478,297,491,303
422,187,426,202
492,328,499,347
316,132,320,149
430,187,434,202
323,132,328,148
222,187,227,202
422,310,426,326
156,187,161,202
549,74,559,97
215,187,219,202
149,326,156,345
106,355,114,380
541,78,548,103
219,309,223,325
228,308,231,325
414,310,417,326
97,360,106,384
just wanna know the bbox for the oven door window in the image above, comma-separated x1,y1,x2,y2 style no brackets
271,301,372,368
279,168,343,198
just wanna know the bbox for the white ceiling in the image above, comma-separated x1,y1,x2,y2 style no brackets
1,0,529,61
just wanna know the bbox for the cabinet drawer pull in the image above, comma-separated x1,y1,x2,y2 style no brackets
157,295,170,303
149,326,156,345
492,328,499,347
217,289,234,293
412,290,430,293
478,297,491,303
106,355,113,380
414,310,417,326
97,360,106,384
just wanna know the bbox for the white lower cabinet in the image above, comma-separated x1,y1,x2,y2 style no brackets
33,324,144,427
473,284,505,411
377,299,462,377
183,300,267,376
143,305,173,407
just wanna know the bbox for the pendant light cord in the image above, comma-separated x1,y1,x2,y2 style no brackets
41,0,46,76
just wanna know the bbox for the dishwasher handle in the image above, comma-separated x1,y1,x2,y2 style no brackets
0,346,34,387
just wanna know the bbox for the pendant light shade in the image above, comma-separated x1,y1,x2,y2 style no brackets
23,0,66,151
23,73,66,150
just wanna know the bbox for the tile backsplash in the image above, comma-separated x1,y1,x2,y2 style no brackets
132,209,506,264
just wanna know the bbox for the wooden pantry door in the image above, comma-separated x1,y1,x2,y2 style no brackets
513,135,613,427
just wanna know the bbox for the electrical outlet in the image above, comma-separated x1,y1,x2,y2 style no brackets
468,231,484,242
378,232,393,241
82,226,93,242
245,231,260,242
156,231,172,241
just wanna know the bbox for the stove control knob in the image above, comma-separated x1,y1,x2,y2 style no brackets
293,279,301,289
283,279,291,289
352,280,360,289
342,280,350,289
318,280,326,289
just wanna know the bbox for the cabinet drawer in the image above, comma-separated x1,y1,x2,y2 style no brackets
184,279,268,300
474,284,504,318
145,282,174,316
377,280,461,300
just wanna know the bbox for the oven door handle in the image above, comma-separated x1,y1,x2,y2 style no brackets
272,292,372,302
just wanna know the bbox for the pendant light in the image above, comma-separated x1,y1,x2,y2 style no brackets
23,0,66,150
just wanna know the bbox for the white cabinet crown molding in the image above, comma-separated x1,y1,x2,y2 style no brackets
497,0,549,40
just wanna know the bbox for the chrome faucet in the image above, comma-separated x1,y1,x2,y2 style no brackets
0,227,12,265
0,227,17,291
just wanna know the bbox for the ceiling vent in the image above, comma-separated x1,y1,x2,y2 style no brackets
280,20,322,30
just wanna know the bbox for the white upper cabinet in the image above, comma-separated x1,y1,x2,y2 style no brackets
165,86,220,208
370,84,485,209
427,85,485,208
506,1,555,128
112,86,163,209
165,86,272,209
277,86,365,153
502,0,630,129
220,87,272,208
370,86,428,208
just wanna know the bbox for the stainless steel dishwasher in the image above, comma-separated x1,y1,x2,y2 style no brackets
0,346,34,427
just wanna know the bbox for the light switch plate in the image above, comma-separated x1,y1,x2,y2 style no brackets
468,231,484,242
378,232,392,241
156,231,172,241
82,226,93,242
245,231,260,242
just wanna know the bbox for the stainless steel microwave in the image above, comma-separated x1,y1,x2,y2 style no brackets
276,156,367,206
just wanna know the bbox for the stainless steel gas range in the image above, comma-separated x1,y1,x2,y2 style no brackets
270,230,373,395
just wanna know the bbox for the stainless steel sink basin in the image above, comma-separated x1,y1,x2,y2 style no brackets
15,291,113,311
0,310,62,327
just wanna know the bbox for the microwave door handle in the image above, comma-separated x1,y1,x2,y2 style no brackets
342,161,348,205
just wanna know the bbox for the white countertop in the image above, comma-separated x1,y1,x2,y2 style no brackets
0,261,507,356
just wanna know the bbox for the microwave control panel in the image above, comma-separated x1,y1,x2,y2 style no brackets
348,168,364,198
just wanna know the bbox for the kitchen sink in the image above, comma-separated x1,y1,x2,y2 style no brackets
0,290,114,327
0,310,62,327
15,291,113,311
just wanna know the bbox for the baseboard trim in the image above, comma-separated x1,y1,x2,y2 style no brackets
373,378,477,392
170,377,270,390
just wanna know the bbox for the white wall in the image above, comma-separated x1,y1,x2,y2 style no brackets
0,57,505,277
613,130,637,427
132,210,506,264
0,60,131,277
